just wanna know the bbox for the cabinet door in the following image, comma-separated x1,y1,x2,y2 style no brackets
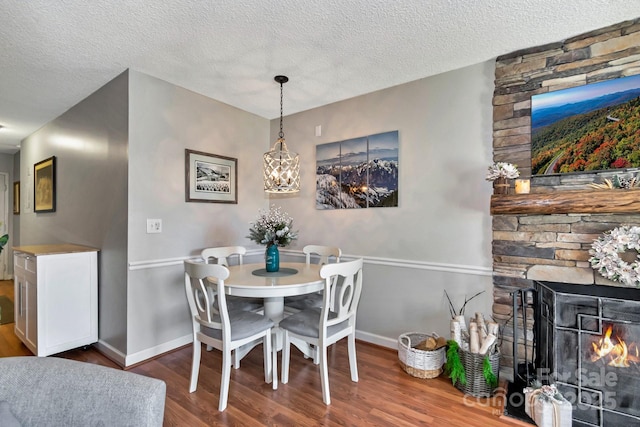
13,270,26,340
14,253,38,354
39,252,97,354
24,272,38,352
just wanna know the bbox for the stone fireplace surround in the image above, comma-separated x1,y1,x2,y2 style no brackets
490,17,640,376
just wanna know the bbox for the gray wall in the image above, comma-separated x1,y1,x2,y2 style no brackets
19,71,129,354
270,61,496,344
125,70,270,361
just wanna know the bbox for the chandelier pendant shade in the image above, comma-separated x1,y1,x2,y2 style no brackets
264,75,300,193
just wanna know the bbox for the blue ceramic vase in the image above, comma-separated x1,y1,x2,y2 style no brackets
265,244,280,272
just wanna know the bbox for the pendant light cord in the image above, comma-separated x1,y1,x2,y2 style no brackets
279,80,284,140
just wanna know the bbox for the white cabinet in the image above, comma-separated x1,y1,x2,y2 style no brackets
13,244,98,357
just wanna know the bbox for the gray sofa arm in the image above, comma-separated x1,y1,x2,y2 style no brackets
0,356,166,427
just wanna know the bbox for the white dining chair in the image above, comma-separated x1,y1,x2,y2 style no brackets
202,246,265,367
280,258,363,405
184,260,273,411
201,246,263,313
284,245,341,312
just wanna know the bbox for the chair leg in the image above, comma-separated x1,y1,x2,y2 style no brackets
348,332,359,382
319,344,331,405
313,344,319,365
272,332,278,390
233,349,241,369
189,340,201,393
263,333,273,384
281,331,290,384
219,349,232,411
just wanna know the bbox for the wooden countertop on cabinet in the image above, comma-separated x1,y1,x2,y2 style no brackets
12,244,99,256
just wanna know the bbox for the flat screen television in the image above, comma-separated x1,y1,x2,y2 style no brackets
531,73,640,175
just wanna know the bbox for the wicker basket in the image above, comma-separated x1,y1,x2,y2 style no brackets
455,348,500,397
397,332,445,379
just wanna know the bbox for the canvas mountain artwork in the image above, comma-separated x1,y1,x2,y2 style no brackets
316,130,398,209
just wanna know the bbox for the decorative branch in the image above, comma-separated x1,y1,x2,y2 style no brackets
444,290,485,316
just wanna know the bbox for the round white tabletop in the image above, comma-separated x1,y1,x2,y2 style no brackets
224,262,323,298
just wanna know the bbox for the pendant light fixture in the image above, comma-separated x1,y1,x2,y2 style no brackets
263,75,300,193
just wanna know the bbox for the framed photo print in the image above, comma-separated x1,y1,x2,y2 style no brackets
13,181,19,215
34,156,56,213
185,149,237,203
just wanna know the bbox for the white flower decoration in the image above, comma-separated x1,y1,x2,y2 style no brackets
486,162,520,181
247,205,298,247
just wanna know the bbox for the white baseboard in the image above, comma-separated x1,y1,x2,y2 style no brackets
124,334,193,367
96,330,396,368
94,339,126,367
356,330,397,350
95,336,192,368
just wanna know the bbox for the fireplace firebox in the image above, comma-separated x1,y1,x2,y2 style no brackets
535,281,640,427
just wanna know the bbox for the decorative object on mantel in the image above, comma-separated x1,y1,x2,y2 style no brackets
588,173,640,190
263,75,300,194
486,162,519,195
589,225,640,287
515,178,530,194
247,205,298,272
523,382,572,427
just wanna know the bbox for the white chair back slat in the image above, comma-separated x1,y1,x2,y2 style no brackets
202,246,246,266
320,259,363,330
184,260,230,336
303,245,341,266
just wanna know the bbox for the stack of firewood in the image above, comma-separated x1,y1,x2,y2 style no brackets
414,334,447,351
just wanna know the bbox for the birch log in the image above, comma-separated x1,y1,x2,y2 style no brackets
475,312,487,345
469,322,480,354
487,322,499,337
479,334,497,355
454,315,467,332
450,318,462,346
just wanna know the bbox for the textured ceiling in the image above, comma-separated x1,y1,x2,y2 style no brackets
0,1,638,153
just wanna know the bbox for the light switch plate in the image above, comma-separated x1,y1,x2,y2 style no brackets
146,219,162,233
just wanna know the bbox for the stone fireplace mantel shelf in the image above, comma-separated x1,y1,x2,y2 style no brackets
490,188,640,215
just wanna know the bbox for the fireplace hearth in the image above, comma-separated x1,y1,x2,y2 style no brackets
536,281,640,427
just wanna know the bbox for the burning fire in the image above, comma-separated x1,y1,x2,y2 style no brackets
591,325,640,367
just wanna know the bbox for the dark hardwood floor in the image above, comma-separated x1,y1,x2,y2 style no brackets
0,280,523,426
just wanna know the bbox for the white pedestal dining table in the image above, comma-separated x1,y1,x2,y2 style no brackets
220,261,324,389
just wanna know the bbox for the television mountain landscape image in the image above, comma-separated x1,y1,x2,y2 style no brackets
531,74,640,175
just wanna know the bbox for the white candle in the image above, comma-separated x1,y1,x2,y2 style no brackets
515,179,530,194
